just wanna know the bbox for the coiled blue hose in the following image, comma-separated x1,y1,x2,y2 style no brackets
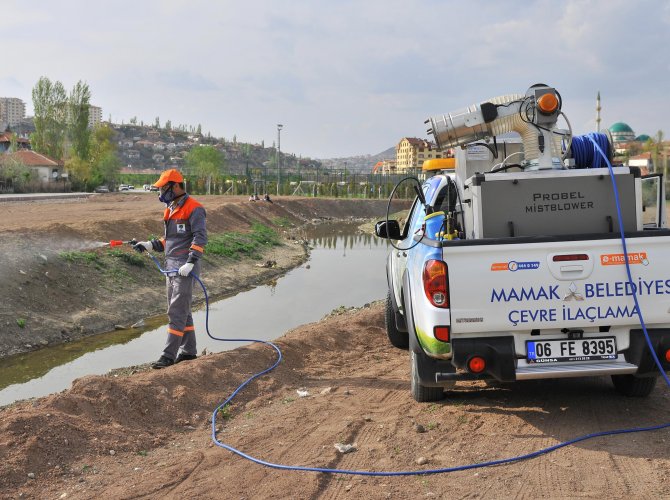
145,183,670,476
571,132,611,169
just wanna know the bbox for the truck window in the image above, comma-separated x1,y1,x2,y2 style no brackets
641,175,662,228
402,197,426,241
433,175,458,214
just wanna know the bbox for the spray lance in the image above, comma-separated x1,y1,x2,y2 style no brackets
102,240,127,248
100,239,147,249
101,239,152,253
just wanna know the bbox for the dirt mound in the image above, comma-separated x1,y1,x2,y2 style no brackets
0,305,386,495
2,303,670,498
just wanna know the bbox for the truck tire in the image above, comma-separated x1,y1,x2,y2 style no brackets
611,374,657,397
410,351,445,402
386,292,409,349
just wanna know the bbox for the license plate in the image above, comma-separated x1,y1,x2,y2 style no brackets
526,337,617,364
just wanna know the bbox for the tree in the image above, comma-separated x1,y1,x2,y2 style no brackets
196,124,202,136
68,80,91,161
0,156,37,193
8,133,18,153
644,130,665,174
65,154,92,191
241,143,253,192
154,116,160,129
66,124,121,190
184,145,224,194
165,119,172,132
90,125,121,187
31,76,67,160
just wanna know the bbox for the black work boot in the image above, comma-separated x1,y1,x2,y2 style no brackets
151,355,174,369
175,353,197,364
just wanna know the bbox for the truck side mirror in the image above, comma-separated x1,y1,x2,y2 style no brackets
375,220,401,240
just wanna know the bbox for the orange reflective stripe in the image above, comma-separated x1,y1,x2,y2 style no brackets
166,197,203,221
190,244,204,253
184,325,195,332
168,327,184,337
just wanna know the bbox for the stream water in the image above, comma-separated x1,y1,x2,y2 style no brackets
0,222,389,407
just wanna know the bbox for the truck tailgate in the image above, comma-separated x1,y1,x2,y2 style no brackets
444,234,670,335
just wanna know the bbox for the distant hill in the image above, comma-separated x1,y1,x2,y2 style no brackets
318,145,395,173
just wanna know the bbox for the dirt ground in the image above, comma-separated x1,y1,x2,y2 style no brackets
1,194,669,498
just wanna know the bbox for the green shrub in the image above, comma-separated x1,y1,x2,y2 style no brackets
208,224,280,260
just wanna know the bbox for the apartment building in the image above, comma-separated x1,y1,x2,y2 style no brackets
88,105,102,128
0,97,26,128
395,137,444,173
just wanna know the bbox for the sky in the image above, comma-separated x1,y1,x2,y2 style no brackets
3,0,670,159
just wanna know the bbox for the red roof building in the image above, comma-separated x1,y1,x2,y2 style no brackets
1,150,64,183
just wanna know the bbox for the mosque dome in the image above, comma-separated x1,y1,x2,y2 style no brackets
635,134,651,142
609,122,635,143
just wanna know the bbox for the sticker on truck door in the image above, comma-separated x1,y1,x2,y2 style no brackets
490,260,540,271
600,252,649,266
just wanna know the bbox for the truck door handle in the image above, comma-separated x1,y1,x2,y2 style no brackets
560,265,583,273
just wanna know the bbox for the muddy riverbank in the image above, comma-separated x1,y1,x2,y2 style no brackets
0,195,393,358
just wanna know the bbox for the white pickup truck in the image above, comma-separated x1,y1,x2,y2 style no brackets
376,84,670,402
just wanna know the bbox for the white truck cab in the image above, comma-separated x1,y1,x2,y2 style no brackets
376,84,670,402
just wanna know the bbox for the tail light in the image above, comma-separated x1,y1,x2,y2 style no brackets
423,259,449,308
468,356,486,373
434,326,450,342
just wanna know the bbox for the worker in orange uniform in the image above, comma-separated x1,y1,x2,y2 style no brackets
133,169,208,369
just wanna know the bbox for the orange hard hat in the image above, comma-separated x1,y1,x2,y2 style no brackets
153,169,184,188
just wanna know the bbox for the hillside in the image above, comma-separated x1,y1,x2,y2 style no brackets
318,145,396,173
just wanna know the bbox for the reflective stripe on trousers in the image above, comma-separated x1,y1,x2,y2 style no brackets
162,273,196,360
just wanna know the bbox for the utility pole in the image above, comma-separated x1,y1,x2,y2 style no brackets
276,124,283,196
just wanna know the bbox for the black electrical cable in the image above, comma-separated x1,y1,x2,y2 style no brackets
450,176,467,239
469,141,498,158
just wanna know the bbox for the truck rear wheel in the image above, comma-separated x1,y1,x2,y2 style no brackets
611,374,657,397
385,292,409,349
410,351,445,402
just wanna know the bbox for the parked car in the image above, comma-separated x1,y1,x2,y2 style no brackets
94,185,110,193
119,184,131,191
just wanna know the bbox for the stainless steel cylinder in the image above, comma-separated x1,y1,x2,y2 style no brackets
426,105,490,149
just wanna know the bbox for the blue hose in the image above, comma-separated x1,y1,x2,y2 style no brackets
145,188,670,476
571,133,611,169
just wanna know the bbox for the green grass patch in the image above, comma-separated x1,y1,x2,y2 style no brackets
217,404,232,420
272,216,293,228
108,249,145,267
59,251,101,264
208,223,281,260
